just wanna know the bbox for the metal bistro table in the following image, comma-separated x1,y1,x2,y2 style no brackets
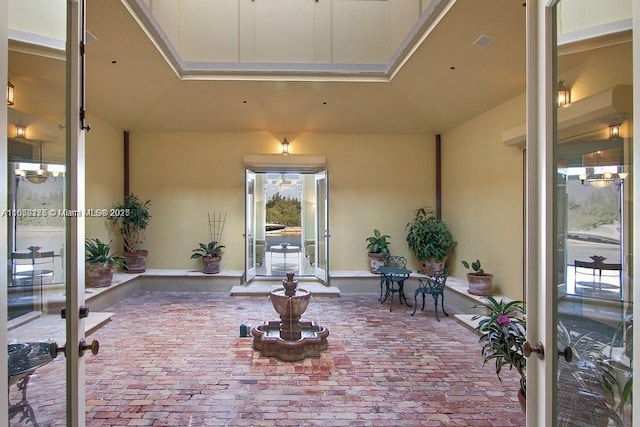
377,266,412,311
8,342,57,427
270,244,300,273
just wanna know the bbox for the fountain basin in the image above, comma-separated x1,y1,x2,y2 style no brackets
270,288,311,317
252,321,329,362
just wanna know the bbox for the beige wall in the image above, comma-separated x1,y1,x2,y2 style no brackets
122,131,435,272
442,94,526,300
84,113,125,245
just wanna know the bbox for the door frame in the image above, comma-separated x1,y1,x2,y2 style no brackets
525,0,557,423
1,0,9,415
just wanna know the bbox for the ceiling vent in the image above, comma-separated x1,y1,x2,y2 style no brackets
473,34,495,48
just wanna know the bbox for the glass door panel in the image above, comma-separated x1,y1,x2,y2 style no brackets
7,0,69,424
553,1,634,425
245,170,256,282
314,171,328,283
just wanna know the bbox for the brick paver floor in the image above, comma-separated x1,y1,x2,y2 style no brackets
11,291,525,426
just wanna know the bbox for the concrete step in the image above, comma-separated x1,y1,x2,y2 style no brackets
230,280,341,297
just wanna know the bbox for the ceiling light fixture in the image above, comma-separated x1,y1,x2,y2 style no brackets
7,78,15,106
281,137,290,155
557,79,571,107
579,168,628,189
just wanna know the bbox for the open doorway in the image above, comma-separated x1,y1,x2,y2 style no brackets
259,173,311,277
245,168,328,283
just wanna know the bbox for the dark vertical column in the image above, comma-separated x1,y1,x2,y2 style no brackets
124,130,130,197
435,134,442,220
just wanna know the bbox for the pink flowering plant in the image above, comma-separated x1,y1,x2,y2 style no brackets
472,296,527,395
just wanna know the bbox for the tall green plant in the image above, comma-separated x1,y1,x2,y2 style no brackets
109,194,151,253
405,207,456,261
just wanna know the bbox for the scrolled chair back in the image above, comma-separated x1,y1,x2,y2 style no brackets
427,267,449,289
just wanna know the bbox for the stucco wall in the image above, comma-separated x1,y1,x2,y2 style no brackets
119,131,436,272
442,95,526,300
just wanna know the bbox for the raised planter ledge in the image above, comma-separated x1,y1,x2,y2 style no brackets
85,269,244,312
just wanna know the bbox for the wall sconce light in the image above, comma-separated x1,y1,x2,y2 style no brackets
557,79,571,107
609,123,621,139
16,125,27,138
281,137,290,155
7,78,15,106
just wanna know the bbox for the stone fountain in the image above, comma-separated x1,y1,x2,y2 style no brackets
252,272,329,361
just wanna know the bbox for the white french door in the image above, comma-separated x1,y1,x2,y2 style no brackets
4,0,88,425
314,170,329,283
245,170,257,282
528,1,637,425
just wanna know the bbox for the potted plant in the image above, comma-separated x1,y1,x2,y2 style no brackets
462,259,494,296
191,241,225,274
85,238,123,287
365,229,390,273
405,207,456,273
109,194,151,273
472,296,527,412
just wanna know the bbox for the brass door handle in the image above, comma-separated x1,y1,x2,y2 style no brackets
79,339,100,357
523,341,545,360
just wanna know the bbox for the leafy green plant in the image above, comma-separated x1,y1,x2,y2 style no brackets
462,259,488,275
472,296,527,395
85,238,123,272
365,229,390,254
109,194,151,253
405,207,456,261
190,241,225,259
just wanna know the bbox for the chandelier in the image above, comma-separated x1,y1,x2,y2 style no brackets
579,167,628,189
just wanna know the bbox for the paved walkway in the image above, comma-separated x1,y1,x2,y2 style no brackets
12,291,524,426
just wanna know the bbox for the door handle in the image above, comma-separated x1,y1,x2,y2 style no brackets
49,339,100,358
79,338,100,357
523,341,545,360
558,346,573,362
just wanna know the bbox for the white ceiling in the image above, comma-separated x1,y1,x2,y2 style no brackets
9,0,528,136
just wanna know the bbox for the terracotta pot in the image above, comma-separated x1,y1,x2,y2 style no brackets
368,252,386,273
517,388,526,413
423,257,446,274
201,256,221,274
86,264,115,288
124,250,148,273
467,272,493,296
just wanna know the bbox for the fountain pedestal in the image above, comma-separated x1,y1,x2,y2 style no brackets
252,273,329,362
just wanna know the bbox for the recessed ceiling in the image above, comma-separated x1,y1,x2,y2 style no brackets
9,0,528,136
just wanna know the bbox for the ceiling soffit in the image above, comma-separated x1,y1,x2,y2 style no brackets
123,0,455,81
